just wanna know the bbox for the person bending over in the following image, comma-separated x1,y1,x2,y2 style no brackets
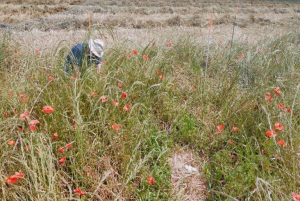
64,39,104,76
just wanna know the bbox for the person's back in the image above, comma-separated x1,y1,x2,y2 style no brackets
64,39,104,76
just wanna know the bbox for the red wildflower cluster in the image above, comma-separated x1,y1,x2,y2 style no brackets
100,96,107,103
147,176,155,185
277,140,286,147
20,111,30,119
74,188,85,196
273,88,281,96
112,123,121,131
265,92,273,102
123,104,130,111
122,92,127,99
292,192,300,201
154,68,164,79
42,106,54,114
265,129,276,138
217,125,224,132
52,133,58,140
29,119,40,131
8,140,16,146
6,172,25,184
91,92,98,97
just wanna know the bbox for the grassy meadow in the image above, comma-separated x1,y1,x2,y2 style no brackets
1,0,300,200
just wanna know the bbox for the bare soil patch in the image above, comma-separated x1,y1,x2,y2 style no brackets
169,148,206,201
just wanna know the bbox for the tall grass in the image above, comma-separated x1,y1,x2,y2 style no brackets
0,30,300,200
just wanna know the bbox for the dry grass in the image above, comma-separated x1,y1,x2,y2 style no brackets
1,0,300,30
169,148,206,201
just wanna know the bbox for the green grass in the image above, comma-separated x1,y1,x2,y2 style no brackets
0,30,300,200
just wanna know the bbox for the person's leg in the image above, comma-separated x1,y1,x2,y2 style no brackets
63,63,69,75
64,55,74,76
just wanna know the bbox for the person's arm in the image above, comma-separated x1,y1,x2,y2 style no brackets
96,57,102,74
96,63,101,74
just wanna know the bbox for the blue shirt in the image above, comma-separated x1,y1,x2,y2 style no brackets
66,43,102,67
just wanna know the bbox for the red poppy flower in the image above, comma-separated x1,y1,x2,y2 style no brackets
286,108,291,113
71,76,76,80
277,140,286,147
52,133,58,141
265,129,276,138
100,96,107,103
167,42,173,46
232,126,239,131
14,172,24,178
6,176,18,184
66,143,72,149
48,76,54,80
21,97,28,102
265,93,273,102
42,106,54,114
123,104,130,111
237,53,244,59
58,148,65,153
133,50,138,55
152,42,155,46
118,83,124,88
292,192,300,201
112,123,121,131
29,120,40,125
59,157,66,165
4,112,9,118
147,176,155,185
158,72,164,79
122,92,127,99
217,125,224,132
74,188,85,196
273,88,281,95
18,94,26,98
20,111,29,119
29,125,36,131
91,92,98,97
35,48,40,56
143,55,148,60
7,141,16,146
112,101,119,106
278,103,285,110
274,122,284,131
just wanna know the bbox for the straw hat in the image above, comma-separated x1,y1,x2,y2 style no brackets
88,39,104,58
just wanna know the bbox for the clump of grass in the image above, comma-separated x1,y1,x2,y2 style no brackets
0,30,300,200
